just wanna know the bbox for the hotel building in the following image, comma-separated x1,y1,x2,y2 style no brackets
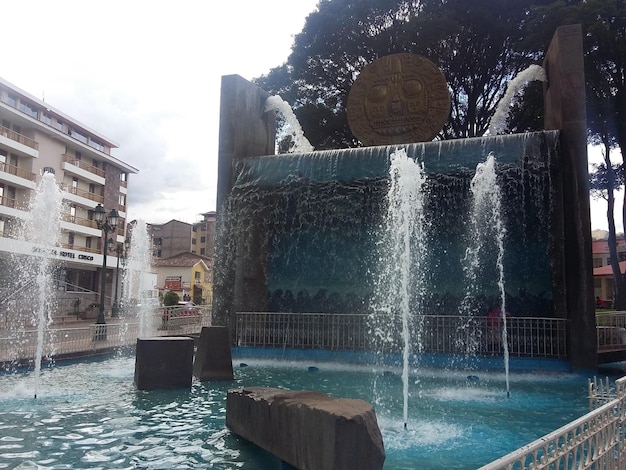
0,76,138,318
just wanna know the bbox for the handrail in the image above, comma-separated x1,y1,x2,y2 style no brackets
235,312,569,358
479,376,626,469
0,124,39,150
62,155,106,178
0,161,36,181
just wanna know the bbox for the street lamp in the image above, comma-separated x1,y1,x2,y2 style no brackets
111,237,130,318
93,204,119,326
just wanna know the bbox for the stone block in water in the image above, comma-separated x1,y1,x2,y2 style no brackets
193,326,234,381
134,337,194,390
226,387,385,470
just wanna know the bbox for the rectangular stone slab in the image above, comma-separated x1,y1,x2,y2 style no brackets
226,386,385,470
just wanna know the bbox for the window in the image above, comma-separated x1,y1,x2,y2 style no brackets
9,154,17,168
0,218,5,237
86,237,92,249
120,173,127,182
200,236,206,243
68,232,75,246
194,271,202,282
89,139,104,152
69,128,88,144
40,113,52,125
89,183,95,194
19,102,38,119
191,239,196,245
154,237,162,246
200,248,206,255
75,151,82,160
72,177,78,189
119,194,126,206
619,252,626,262
6,94,16,107
70,205,76,221
56,120,64,131
594,258,603,268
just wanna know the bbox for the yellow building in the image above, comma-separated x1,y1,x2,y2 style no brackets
154,252,213,305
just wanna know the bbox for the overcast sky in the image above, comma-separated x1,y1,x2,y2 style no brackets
1,1,619,231
2,0,319,224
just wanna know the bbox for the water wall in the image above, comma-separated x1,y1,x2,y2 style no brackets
216,132,561,322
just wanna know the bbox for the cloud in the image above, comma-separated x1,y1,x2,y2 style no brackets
2,0,319,224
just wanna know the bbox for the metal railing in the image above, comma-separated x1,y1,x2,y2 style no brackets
62,155,106,178
0,123,39,150
235,312,569,358
479,376,626,469
597,311,626,352
0,161,36,181
0,307,212,366
61,183,104,204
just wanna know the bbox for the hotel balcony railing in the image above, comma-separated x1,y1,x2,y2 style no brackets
0,124,39,151
61,184,104,204
62,155,105,178
60,243,100,254
0,162,36,182
235,312,569,359
60,212,99,230
0,195,18,209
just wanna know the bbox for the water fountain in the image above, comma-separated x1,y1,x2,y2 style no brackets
123,219,156,337
4,171,64,397
213,26,595,452
0,24,599,469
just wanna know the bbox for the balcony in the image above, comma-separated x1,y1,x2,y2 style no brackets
61,185,104,205
0,124,39,151
60,212,99,230
60,243,100,255
62,155,105,178
0,162,36,183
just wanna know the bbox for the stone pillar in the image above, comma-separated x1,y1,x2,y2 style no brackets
213,75,275,335
543,24,597,369
193,326,234,381
134,337,194,390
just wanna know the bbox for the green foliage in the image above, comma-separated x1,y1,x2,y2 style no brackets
162,290,179,306
255,0,553,149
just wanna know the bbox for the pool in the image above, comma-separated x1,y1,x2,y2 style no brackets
0,354,592,469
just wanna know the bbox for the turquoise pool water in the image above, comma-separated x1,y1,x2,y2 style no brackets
0,354,592,469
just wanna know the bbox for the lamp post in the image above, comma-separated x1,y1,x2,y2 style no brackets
93,204,119,326
111,237,130,318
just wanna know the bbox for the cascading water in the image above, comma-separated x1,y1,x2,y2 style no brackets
10,171,64,398
465,153,510,396
264,95,315,153
488,64,547,135
370,148,428,430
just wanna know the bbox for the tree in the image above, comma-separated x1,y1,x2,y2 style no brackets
528,0,626,306
255,0,552,150
162,290,180,307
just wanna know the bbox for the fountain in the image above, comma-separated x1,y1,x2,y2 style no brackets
212,27,595,457
0,23,601,469
6,171,65,397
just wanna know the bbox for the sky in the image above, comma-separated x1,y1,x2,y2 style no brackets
1,0,621,232
1,0,320,224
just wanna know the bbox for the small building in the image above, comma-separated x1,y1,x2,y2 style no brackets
592,238,626,305
154,251,213,305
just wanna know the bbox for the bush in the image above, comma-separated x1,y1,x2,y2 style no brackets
162,290,180,306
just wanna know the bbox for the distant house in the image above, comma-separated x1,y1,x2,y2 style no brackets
154,251,213,305
592,238,626,304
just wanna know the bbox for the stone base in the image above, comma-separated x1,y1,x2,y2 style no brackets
193,326,234,381
226,387,385,470
134,337,194,390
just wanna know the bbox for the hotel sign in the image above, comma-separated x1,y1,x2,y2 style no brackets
32,246,95,261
